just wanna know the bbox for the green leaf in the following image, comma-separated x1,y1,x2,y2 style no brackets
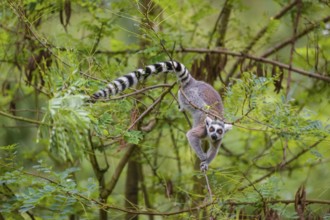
19,204,35,213
124,130,143,144
310,149,323,159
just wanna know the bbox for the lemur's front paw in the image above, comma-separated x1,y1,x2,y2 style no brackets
200,161,209,172
178,105,184,112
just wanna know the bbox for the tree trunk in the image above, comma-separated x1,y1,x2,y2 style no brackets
125,149,139,220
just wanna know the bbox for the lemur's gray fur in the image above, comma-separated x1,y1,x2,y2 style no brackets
92,61,232,171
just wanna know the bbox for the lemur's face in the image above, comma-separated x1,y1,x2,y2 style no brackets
205,117,232,142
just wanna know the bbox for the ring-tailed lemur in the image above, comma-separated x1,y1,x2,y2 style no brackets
92,61,232,171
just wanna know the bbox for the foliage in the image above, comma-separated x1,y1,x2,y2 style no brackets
0,0,330,219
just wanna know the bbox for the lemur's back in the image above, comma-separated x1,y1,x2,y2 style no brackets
178,79,223,125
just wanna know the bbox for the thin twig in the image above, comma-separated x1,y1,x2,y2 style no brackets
0,109,50,126
203,171,213,201
98,84,173,101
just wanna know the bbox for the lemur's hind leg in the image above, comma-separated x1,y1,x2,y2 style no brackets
186,125,208,170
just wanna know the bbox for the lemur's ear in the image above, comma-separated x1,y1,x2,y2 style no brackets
205,117,212,126
224,123,233,132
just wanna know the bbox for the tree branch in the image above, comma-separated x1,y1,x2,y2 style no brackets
261,15,330,58
286,0,302,97
179,47,330,82
226,0,300,83
208,0,232,48
0,109,50,126
99,84,172,101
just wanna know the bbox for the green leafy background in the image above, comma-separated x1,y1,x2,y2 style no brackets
0,0,329,219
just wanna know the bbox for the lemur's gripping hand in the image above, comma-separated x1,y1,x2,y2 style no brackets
200,160,209,172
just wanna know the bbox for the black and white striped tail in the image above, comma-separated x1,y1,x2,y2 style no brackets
92,61,191,100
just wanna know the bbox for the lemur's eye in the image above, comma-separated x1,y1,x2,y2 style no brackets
217,129,223,134
209,127,215,132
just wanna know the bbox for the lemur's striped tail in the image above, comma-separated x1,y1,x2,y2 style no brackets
92,61,191,100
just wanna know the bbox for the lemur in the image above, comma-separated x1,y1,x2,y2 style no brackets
92,61,232,171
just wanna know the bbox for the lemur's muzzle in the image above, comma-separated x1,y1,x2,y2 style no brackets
211,134,218,140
